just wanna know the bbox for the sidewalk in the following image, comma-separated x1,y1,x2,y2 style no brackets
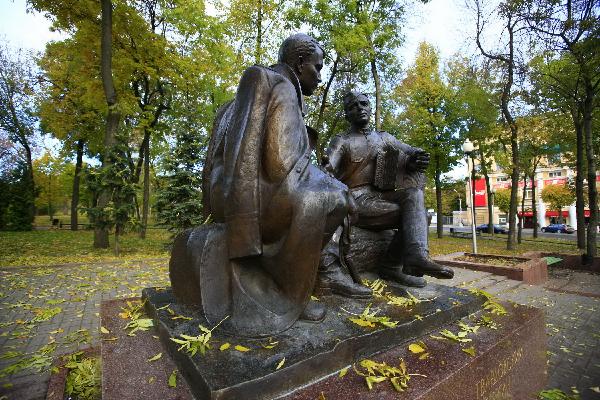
0,260,170,400
429,266,600,400
1,260,599,399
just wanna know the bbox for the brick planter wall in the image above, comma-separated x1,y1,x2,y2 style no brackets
434,252,548,285
522,251,600,273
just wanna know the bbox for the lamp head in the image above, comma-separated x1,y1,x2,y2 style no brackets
462,139,474,154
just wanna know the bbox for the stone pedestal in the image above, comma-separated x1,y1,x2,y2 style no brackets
345,227,394,273
288,302,546,399
141,283,483,400
98,287,546,400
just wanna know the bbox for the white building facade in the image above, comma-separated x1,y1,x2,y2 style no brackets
462,164,598,229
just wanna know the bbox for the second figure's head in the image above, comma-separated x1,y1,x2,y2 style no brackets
343,91,371,127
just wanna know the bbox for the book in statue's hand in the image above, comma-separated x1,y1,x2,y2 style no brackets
374,146,399,190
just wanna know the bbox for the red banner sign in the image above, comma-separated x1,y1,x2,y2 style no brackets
544,178,566,186
474,179,487,207
546,211,569,217
492,179,536,190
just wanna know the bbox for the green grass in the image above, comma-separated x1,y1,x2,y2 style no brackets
0,229,170,267
0,228,587,268
33,213,158,227
34,213,91,226
429,233,583,257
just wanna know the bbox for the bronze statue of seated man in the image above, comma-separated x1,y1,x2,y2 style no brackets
319,91,453,289
170,34,354,337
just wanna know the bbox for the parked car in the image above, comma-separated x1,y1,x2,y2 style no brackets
475,223,508,234
541,224,575,234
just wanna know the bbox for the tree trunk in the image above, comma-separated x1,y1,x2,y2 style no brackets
24,142,36,223
531,171,537,239
114,226,120,256
48,174,54,220
583,81,597,260
315,57,339,160
435,156,443,238
480,152,493,235
255,0,263,65
71,139,84,231
574,116,586,249
140,140,150,239
518,175,526,244
95,0,120,249
475,8,518,250
370,58,382,130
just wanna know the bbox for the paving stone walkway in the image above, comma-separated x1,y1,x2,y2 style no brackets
430,267,600,400
0,259,598,399
0,259,170,400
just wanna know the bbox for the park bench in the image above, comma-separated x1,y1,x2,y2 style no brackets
449,227,481,239
58,222,91,230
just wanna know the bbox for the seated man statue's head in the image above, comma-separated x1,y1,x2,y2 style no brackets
278,33,324,96
342,91,372,128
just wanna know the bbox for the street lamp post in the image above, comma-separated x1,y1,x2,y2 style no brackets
463,139,477,254
458,196,463,226
490,186,496,235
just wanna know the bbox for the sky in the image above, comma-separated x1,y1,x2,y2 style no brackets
0,0,474,178
0,0,475,64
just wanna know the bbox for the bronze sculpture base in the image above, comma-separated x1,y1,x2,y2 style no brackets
142,282,485,400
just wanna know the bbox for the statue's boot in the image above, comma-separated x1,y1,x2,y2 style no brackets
317,260,372,299
299,299,327,322
379,266,427,287
378,250,426,287
404,258,454,280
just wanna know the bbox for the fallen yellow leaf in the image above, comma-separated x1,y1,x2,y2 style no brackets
234,345,250,352
276,357,285,370
220,343,231,351
462,346,476,357
147,352,162,362
408,343,425,354
339,366,350,378
168,370,177,388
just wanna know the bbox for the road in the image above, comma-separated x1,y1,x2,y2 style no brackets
429,225,600,242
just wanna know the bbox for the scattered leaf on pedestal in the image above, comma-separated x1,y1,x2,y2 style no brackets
462,346,476,357
276,357,285,370
168,370,177,388
147,352,162,362
339,366,350,378
219,343,230,351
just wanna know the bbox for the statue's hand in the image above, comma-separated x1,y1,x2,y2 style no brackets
407,150,430,172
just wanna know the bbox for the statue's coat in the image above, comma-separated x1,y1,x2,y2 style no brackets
200,63,349,336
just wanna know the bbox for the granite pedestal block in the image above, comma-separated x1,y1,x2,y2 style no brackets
345,227,394,273
100,299,193,400
288,302,547,399
142,283,485,400
99,292,546,400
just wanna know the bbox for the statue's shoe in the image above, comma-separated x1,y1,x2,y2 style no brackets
317,276,372,299
317,261,372,299
378,267,427,288
405,259,454,280
299,300,327,323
